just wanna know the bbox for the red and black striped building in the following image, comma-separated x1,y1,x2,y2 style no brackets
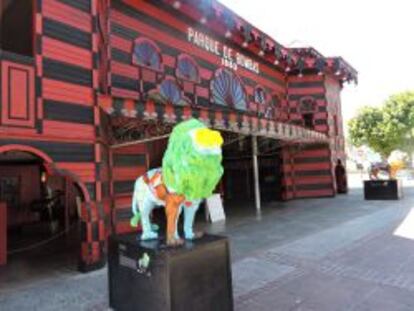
0,0,356,270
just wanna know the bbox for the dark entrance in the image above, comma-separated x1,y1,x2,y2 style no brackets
259,152,283,202
221,133,283,207
0,150,84,288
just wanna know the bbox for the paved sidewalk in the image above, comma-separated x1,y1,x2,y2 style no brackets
1,176,414,310
234,199,414,310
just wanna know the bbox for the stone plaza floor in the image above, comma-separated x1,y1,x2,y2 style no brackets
2,174,414,310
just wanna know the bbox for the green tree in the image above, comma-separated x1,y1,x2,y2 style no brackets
348,106,396,158
349,91,414,159
383,91,414,155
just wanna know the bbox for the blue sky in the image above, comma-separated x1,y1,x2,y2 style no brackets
220,0,414,123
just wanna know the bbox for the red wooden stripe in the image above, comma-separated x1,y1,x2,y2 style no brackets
288,75,324,83
288,112,327,120
111,88,140,100
293,176,332,185
111,61,138,79
42,120,95,140
112,167,146,181
288,99,326,107
43,78,94,106
163,54,176,67
43,37,93,69
112,144,147,154
55,163,96,181
111,34,132,51
0,126,37,136
283,162,331,171
0,126,96,144
43,0,92,32
114,195,133,208
196,86,209,98
314,125,328,132
288,87,325,96
199,67,213,80
295,189,334,198
294,149,330,158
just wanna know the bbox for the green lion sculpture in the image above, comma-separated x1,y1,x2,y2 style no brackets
131,119,224,246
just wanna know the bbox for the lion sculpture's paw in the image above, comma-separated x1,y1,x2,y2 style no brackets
167,238,184,247
141,231,158,240
185,231,204,240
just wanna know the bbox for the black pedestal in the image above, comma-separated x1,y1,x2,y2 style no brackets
108,234,233,311
364,180,403,200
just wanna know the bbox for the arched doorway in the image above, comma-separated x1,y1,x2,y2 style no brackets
0,145,90,287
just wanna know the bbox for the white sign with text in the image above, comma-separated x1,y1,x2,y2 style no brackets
206,194,226,223
187,27,260,74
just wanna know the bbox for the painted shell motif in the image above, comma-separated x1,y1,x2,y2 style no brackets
211,69,247,111
177,55,199,82
160,79,186,106
133,39,161,70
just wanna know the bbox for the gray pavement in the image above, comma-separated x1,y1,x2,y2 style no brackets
2,174,414,310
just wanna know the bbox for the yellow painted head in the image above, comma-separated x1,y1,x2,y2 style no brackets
191,128,223,155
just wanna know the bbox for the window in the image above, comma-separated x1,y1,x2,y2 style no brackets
254,87,267,105
263,94,279,120
159,79,185,106
303,113,314,129
255,87,270,119
0,0,34,56
176,54,199,82
132,38,162,71
299,97,316,113
211,69,247,110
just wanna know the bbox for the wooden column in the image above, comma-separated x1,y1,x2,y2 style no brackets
0,202,7,265
252,136,261,212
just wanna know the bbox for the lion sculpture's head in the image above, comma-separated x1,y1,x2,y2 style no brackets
162,119,224,200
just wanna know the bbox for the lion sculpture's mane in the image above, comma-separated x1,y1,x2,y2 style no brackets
162,119,223,201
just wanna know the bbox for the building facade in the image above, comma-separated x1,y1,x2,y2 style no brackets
0,0,356,270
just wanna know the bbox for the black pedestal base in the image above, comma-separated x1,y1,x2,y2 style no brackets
364,180,403,200
108,234,233,311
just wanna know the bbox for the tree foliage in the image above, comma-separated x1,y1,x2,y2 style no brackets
348,91,414,158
